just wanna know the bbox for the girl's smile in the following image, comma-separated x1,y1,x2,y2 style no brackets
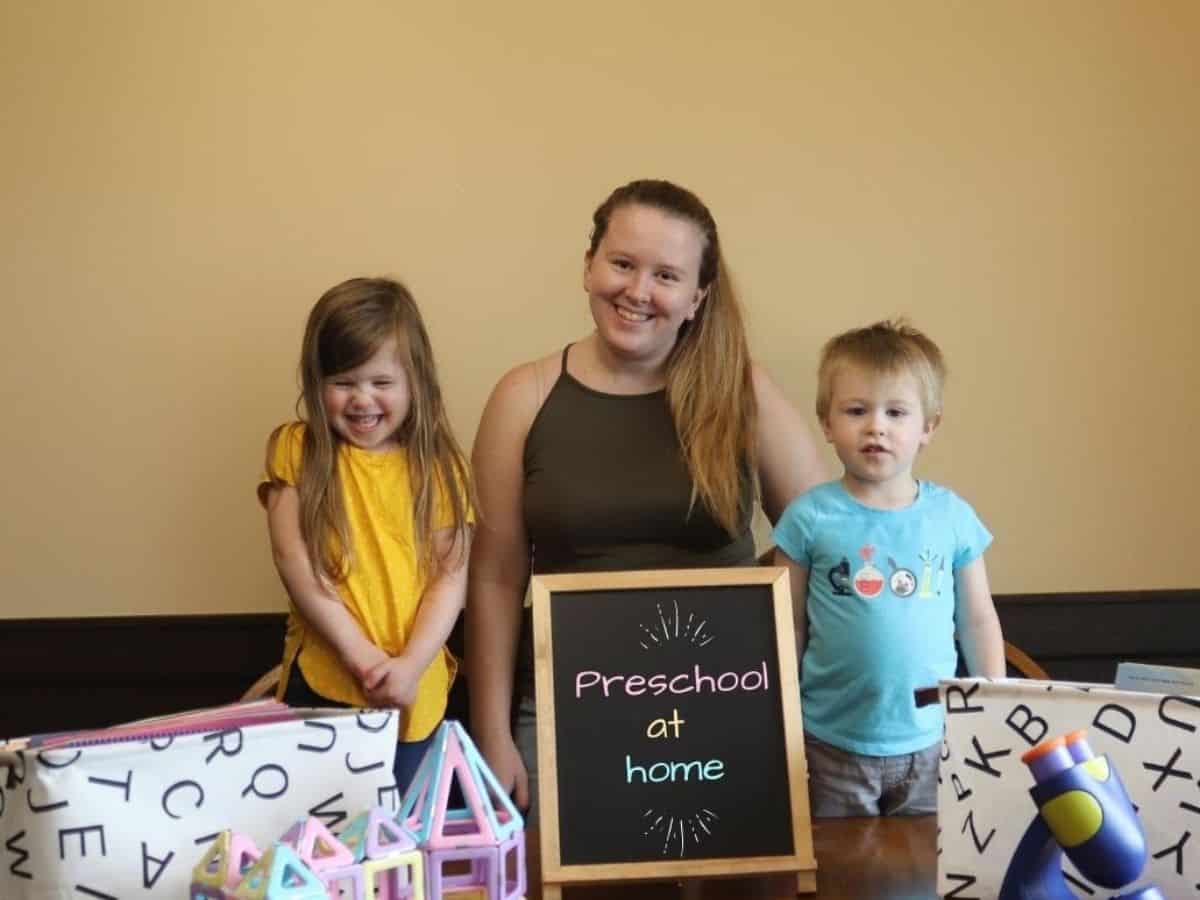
322,336,411,451
345,412,384,433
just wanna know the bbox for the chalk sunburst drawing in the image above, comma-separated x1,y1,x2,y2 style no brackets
642,807,721,857
638,597,714,650
634,598,721,856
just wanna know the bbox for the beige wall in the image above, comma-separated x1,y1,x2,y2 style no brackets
2,1,1196,618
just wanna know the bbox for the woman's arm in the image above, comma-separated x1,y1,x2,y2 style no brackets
774,548,810,659
264,484,388,679
466,362,541,807
364,525,472,708
752,363,829,524
955,555,1005,678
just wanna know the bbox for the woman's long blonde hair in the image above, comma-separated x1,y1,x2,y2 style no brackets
265,277,474,583
588,180,756,537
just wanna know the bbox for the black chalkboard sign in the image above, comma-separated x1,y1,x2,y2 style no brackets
531,567,814,895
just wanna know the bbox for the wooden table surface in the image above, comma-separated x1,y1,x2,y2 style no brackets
527,815,937,899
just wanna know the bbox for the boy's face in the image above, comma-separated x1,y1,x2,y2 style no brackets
821,363,938,502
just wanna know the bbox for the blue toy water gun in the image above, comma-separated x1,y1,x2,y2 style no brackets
999,729,1166,899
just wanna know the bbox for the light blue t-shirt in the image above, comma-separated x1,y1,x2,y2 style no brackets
773,480,992,756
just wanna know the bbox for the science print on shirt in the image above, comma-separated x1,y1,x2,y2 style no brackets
838,544,944,600
827,557,852,596
886,556,917,597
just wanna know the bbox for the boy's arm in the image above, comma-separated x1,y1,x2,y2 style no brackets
955,555,1005,678
363,525,472,708
774,547,810,659
264,484,388,680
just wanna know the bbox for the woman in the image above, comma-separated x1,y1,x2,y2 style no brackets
466,179,826,817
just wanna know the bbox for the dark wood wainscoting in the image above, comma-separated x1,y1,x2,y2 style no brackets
0,614,285,740
994,590,1199,682
2,591,1196,741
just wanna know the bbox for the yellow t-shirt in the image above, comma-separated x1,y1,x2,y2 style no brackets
261,423,471,740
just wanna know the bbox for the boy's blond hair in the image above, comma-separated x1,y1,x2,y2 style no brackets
816,320,946,422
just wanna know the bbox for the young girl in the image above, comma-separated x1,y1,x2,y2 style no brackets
259,277,474,791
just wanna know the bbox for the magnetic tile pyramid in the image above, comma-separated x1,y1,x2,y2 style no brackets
276,816,354,873
398,720,523,848
339,805,418,863
192,830,261,890
233,843,327,899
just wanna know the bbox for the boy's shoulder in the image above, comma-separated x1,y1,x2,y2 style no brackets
917,481,988,533
805,479,850,504
780,479,847,520
918,480,974,510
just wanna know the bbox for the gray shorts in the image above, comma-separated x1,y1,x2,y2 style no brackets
803,734,940,818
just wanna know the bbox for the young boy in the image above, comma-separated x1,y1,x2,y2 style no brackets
773,320,1004,817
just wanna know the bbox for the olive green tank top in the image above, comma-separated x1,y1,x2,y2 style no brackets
516,345,755,695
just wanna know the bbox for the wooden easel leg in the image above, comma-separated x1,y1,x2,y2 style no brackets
796,868,817,894
541,883,563,900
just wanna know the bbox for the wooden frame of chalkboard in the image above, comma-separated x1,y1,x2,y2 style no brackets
532,567,815,897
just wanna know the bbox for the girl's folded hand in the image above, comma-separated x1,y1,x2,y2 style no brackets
363,655,420,709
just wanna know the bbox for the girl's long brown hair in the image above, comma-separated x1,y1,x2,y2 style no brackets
588,180,756,537
265,278,474,584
